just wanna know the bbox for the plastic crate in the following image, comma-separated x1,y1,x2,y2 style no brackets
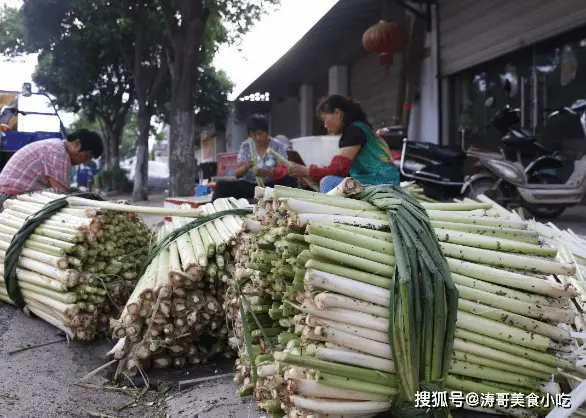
76,167,100,187
0,131,63,151
216,152,238,176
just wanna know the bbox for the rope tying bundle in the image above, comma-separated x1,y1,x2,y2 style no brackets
4,192,104,310
353,185,458,417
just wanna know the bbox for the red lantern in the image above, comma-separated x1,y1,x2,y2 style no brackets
362,20,409,66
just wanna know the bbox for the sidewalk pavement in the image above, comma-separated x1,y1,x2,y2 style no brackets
167,375,263,418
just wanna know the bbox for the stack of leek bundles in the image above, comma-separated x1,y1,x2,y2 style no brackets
108,197,253,376
0,192,150,340
228,181,586,418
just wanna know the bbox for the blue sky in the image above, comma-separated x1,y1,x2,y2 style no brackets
0,0,339,132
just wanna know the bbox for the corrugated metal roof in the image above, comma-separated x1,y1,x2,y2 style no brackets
238,0,387,98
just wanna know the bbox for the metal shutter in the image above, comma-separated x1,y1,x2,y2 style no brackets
439,0,586,75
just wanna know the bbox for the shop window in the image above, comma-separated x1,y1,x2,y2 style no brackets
452,50,532,151
536,35,586,155
450,26,586,157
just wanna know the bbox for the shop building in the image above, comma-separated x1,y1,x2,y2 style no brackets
441,0,586,160
225,0,426,152
226,0,586,160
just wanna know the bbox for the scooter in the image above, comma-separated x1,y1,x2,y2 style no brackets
461,86,567,202
377,125,474,201
465,94,586,219
462,90,564,176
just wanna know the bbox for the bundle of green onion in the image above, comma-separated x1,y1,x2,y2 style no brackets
227,182,586,418
248,139,265,187
108,197,254,376
399,180,436,203
0,192,150,340
226,215,303,398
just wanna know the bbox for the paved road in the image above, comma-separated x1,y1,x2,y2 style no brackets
167,375,262,418
0,303,247,418
0,306,155,418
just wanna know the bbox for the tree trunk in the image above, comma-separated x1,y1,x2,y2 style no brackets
164,10,207,198
110,133,121,169
168,106,195,197
103,139,111,171
102,121,124,191
132,109,151,201
110,100,132,170
103,124,121,170
97,118,111,170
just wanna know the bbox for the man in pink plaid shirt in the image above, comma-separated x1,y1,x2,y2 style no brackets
0,129,103,211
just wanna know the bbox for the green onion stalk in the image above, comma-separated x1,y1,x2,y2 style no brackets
247,139,265,188
398,181,437,203
226,182,586,418
0,192,151,340
267,148,320,191
107,198,253,378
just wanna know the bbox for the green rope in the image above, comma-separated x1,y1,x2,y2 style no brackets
139,208,253,277
353,185,457,418
4,192,104,310
239,297,258,385
233,281,272,390
234,279,274,350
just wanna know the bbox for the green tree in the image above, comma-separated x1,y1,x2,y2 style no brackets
1,0,243,200
112,0,169,201
33,50,134,169
0,2,134,170
118,110,166,160
70,111,104,134
0,0,166,200
0,5,25,56
120,112,139,159
158,0,280,197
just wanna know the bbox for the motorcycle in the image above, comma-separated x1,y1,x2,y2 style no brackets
461,84,567,210
464,88,586,218
378,126,476,201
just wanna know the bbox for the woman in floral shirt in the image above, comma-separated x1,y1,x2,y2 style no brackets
211,115,297,201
